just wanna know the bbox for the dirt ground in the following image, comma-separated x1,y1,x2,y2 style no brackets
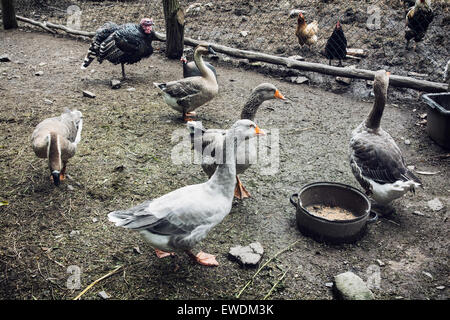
0,1,449,300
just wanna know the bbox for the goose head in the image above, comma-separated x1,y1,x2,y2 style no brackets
252,83,286,102
194,44,216,56
140,18,154,34
373,70,390,98
231,119,265,141
180,56,188,65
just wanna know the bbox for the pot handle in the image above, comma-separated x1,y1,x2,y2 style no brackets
290,193,298,208
367,210,378,224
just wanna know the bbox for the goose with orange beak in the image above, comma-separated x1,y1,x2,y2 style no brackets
188,83,285,199
109,120,265,266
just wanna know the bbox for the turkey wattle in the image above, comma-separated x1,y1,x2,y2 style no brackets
81,18,155,79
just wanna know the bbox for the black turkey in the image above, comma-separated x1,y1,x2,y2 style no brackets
324,21,347,66
81,18,155,79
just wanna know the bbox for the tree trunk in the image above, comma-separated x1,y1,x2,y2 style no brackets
162,0,184,59
1,0,18,29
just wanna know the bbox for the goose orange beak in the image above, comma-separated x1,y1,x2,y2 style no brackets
386,71,391,76
255,126,265,136
274,89,286,100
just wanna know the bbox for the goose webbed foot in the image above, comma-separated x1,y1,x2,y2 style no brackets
370,202,396,217
186,250,218,267
183,111,196,122
234,175,251,199
60,163,67,181
155,248,175,258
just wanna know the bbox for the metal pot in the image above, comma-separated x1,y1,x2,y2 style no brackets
290,182,377,244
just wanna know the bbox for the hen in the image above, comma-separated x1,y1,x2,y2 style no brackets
405,0,434,50
81,18,155,79
295,12,318,48
324,21,347,66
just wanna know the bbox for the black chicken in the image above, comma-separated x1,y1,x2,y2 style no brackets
324,21,347,66
81,18,155,79
405,0,434,50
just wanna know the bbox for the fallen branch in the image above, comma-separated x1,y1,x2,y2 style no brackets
15,15,56,34
156,32,448,93
263,267,289,300
7,12,449,93
73,265,122,300
236,240,299,299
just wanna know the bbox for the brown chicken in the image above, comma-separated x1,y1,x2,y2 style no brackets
295,12,319,47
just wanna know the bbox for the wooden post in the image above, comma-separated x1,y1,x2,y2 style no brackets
1,0,18,29
162,0,185,59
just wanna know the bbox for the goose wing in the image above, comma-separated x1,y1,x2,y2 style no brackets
350,135,420,185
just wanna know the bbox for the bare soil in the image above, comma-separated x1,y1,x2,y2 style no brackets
0,0,449,300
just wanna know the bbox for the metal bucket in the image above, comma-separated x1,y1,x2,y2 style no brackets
290,182,377,244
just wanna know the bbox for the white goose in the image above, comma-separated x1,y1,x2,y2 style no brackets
108,119,265,266
31,108,83,186
349,70,421,214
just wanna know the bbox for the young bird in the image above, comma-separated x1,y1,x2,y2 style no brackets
31,109,83,186
405,0,434,50
324,21,347,66
295,12,319,48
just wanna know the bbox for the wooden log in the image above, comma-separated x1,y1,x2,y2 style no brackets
15,15,55,34
1,0,18,29
6,13,448,93
162,0,185,59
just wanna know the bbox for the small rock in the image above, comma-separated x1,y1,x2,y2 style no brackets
38,62,47,67
92,217,98,223
412,210,427,217
133,246,142,255
419,113,427,119
67,184,74,191
228,242,264,267
69,230,80,238
325,282,334,288
127,87,136,92
82,90,96,98
0,54,11,62
376,259,385,267
404,139,411,145
35,71,44,76
336,76,352,85
334,271,374,300
98,291,110,299
427,198,444,212
422,271,433,280
240,31,249,37
436,286,445,290
289,76,309,84
407,165,415,171
44,99,53,105
111,79,121,89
